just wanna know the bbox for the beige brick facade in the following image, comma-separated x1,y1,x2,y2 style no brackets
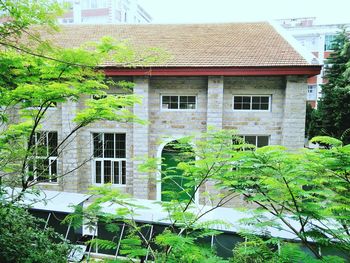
39,75,307,203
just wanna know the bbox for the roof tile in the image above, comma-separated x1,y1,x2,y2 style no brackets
40,22,312,67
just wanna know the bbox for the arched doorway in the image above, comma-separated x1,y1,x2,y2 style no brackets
160,140,195,202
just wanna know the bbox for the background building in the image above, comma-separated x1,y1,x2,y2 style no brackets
57,0,152,24
278,17,350,107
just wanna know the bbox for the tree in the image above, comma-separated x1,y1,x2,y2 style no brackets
314,29,350,144
0,1,160,262
0,203,70,263
67,131,348,262
214,136,350,260
0,0,164,201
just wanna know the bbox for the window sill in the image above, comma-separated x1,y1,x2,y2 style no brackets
92,183,127,188
232,110,271,112
160,109,197,112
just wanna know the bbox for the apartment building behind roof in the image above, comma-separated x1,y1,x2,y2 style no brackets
278,17,350,107
57,0,152,24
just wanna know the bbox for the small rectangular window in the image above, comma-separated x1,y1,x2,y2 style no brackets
161,95,196,110
235,135,269,148
233,95,271,111
92,133,126,185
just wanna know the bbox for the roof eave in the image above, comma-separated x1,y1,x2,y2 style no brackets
103,66,322,77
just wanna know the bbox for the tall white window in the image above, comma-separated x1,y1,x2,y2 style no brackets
28,132,58,183
161,95,196,110
93,133,126,185
233,95,271,111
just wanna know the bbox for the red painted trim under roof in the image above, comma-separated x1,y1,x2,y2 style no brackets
103,66,322,77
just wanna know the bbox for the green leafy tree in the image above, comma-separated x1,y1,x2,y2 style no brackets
0,1,162,262
314,29,350,144
0,0,166,201
67,131,350,261
216,137,350,259
0,203,70,263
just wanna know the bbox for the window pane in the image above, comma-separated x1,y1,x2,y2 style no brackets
244,136,257,146
169,96,179,109
261,96,269,103
243,97,251,103
179,102,187,109
234,96,242,103
104,160,112,183
257,136,269,147
48,132,58,156
113,161,120,184
36,159,49,182
188,96,196,103
180,96,188,103
242,102,250,110
252,103,260,110
169,102,178,109
234,102,242,110
260,103,269,110
50,159,57,182
28,160,34,181
95,161,101,183
162,96,170,103
122,161,126,184
252,96,260,103
93,133,103,157
36,132,47,157
115,134,126,158
170,96,178,103
104,133,115,158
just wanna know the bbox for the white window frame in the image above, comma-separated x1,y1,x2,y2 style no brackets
232,95,271,112
160,95,197,111
29,131,58,183
92,133,126,185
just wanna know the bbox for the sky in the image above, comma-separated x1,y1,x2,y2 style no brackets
138,0,350,25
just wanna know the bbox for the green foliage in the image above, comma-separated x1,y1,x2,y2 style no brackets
0,203,70,263
231,236,273,263
0,0,164,197
313,29,350,144
310,136,343,148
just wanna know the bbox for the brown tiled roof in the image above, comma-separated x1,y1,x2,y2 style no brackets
42,22,313,68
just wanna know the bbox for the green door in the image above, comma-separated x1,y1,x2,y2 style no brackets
161,142,195,202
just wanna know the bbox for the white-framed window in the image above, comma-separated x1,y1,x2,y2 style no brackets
236,135,270,148
28,131,58,183
161,95,197,110
92,133,126,185
233,95,271,111
307,85,317,101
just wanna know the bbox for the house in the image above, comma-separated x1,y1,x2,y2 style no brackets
35,22,321,202
277,17,350,108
